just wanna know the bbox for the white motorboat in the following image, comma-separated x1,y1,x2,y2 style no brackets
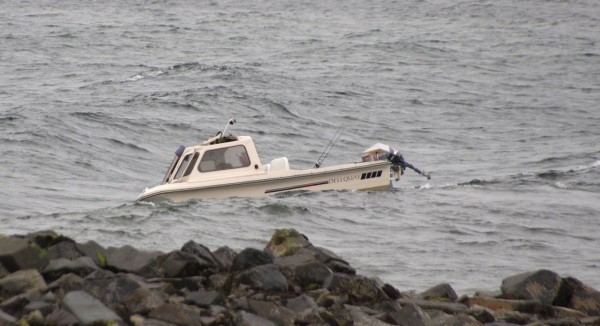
136,119,429,203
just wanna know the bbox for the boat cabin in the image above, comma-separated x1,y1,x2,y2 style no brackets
161,134,279,185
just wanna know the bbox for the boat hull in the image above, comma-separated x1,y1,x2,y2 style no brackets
136,161,391,203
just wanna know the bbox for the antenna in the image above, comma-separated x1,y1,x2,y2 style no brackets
314,127,342,168
222,118,236,135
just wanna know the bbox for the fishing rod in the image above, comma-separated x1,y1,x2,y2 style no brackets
314,127,343,169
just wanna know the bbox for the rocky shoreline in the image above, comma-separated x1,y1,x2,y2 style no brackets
1,229,599,326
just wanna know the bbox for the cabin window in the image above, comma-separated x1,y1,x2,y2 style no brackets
198,145,251,172
173,153,192,180
183,152,199,177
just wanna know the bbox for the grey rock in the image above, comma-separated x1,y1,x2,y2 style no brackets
145,250,213,278
346,306,393,326
555,276,600,316
47,240,81,261
326,259,356,275
0,290,42,316
181,240,220,268
248,299,296,325
389,302,430,326
24,300,55,316
130,314,178,326
286,295,325,324
286,293,319,313
382,283,402,300
83,272,141,306
0,308,17,325
396,298,469,315
0,269,47,296
428,312,482,326
122,287,165,315
232,248,273,271
324,273,389,304
420,283,458,301
495,309,533,324
185,290,224,307
0,237,48,273
276,256,333,291
234,264,288,293
75,240,107,267
208,273,231,292
264,229,311,257
237,310,277,326
147,303,203,325
0,263,7,279
467,307,496,324
62,290,123,325
501,269,561,305
24,230,60,249
47,273,85,301
105,244,163,274
212,246,237,271
45,308,79,326
42,257,98,281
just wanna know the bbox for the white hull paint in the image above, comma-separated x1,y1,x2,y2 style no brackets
137,160,391,203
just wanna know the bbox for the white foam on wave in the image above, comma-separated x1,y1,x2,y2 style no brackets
573,160,600,172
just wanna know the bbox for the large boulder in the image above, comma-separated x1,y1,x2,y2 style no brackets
324,273,389,304
0,237,48,272
142,250,214,278
428,312,483,326
47,273,85,300
24,300,55,317
0,263,7,279
294,246,355,275
465,296,542,315
42,257,98,281
247,299,296,325
501,269,561,305
104,245,163,274
236,310,277,326
75,240,108,268
389,302,431,326
212,246,237,271
0,309,17,325
46,240,82,260
554,277,600,316
62,290,123,325
0,269,47,297
264,229,311,257
396,298,469,315
185,290,225,308
232,248,273,271
45,308,79,325
420,283,458,301
147,303,203,325
0,290,42,316
285,294,324,324
181,240,220,270
122,287,165,315
345,306,392,326
274,250,333,291
23,230,62,249
233,264,288,293
82,271,142,307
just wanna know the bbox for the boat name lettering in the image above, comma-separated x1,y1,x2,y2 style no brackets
328,174,361,184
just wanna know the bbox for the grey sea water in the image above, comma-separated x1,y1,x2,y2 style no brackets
1,0,599,294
